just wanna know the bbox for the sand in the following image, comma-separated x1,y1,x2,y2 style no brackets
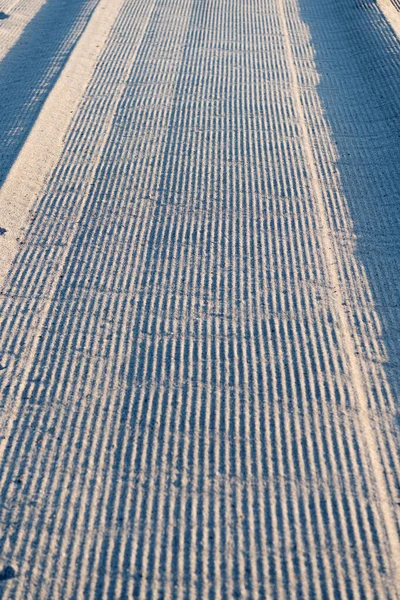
0,0,400,597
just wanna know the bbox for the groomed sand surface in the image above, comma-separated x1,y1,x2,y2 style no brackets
0,0,400,597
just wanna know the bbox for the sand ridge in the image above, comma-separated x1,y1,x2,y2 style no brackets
0,0,400,597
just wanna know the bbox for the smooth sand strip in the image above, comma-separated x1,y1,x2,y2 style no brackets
0,0,125,286
378,0,400,36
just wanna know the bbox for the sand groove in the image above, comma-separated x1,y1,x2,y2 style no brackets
0,0,400,597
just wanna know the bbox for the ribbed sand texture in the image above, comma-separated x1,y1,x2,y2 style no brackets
0,0,400,597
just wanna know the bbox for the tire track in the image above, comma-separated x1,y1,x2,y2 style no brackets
0,0,399,597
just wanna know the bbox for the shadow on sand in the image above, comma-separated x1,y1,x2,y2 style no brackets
0,0,99,187
299,0,400,401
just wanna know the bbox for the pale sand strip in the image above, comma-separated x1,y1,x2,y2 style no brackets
377,0,400,38
0,0,125,285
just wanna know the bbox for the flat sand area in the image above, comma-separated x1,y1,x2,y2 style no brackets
0,0,400,597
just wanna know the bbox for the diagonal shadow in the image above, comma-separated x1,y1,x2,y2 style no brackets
299,0,400,401
0,0,100,187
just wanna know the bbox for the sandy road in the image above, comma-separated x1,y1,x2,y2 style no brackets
0,0,400,597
